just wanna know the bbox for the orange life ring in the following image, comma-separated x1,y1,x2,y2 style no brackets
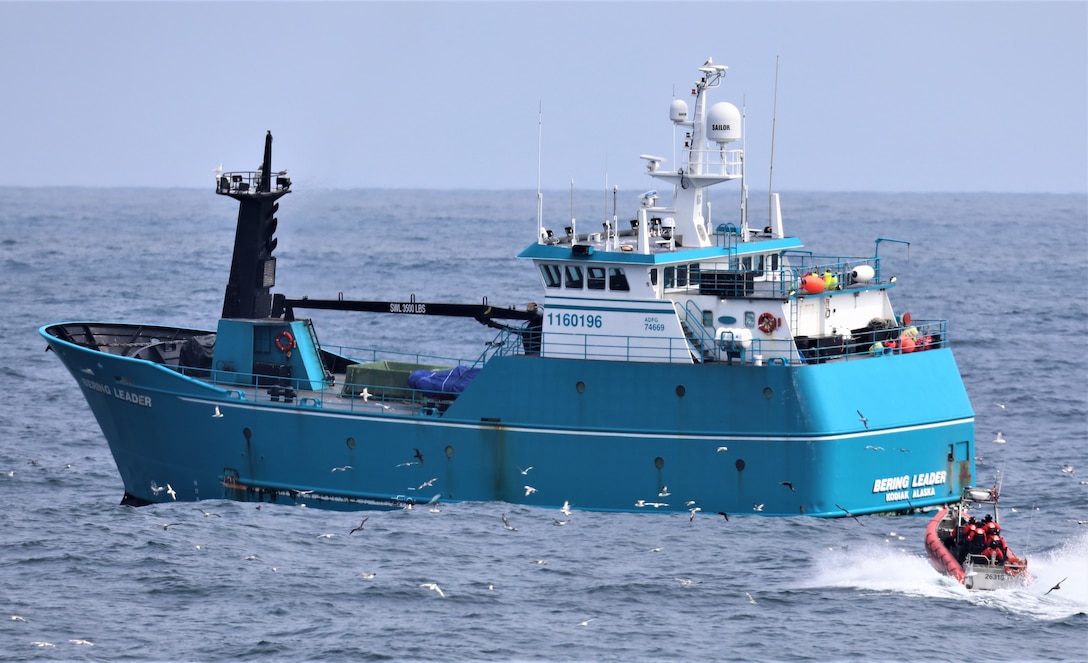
275,330,296,352
757,312,777,334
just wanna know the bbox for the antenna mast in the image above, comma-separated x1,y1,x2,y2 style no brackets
768,56,780,226
537,101,543,242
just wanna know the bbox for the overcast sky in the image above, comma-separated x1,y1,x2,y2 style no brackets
1,2,1084,193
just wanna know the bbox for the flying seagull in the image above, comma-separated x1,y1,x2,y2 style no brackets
413,448,424,466
524,485,537,496
166,484,177,500
193,508,221,518
420,582,445,598
753,503,764,512
836,503,862,524
212,405,223,418
717,511,730,521
745,591,757,604
349,516,369,535
518,466,533,475
501,513,517,531
857,410,869,429
780,481,795,492
993,432,1006,444
1043,577,1067,596
331,465,353,472
560,500,572,516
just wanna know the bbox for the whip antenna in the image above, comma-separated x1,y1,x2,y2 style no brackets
768,56,779,227
537,101,543,242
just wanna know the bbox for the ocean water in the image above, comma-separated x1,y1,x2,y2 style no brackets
1,188,1086,661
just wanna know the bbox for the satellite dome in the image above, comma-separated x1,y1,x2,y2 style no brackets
706,102,741,143
670,99,689,123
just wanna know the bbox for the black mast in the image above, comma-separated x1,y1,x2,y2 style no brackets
216,131,291,319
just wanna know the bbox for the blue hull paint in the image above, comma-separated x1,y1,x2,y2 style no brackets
44,328,974,516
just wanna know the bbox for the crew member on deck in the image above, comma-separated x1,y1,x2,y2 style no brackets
985,538,1006,564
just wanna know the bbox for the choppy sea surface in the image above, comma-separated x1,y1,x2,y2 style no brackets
1,188,1086,661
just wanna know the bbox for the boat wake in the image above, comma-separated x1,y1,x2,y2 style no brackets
806,533,1088,621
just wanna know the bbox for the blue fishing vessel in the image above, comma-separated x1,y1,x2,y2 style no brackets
41,60,975,517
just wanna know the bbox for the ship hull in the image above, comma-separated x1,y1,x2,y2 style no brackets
43,322,974,516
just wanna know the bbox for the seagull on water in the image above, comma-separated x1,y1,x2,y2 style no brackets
501,513,517,531
10,615,28,623
349,517,369,535
857,410,869,429
553,518,569,526
315,533,335,539
993,432,1006,444
69,639,94,646
524,485,537,496
161,523,182,530
577,618,595,627
420,582,446,598
357,572,376,580
166,484,177,500
1061,464,1075,474
193,508,221,517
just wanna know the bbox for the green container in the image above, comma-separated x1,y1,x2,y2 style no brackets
342,361,449,399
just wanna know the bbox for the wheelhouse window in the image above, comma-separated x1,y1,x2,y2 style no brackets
564,265,584,289
608,267,630,291
540,264,562,288
587,267,606,290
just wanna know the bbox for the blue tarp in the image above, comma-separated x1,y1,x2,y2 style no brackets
407,365,481,395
